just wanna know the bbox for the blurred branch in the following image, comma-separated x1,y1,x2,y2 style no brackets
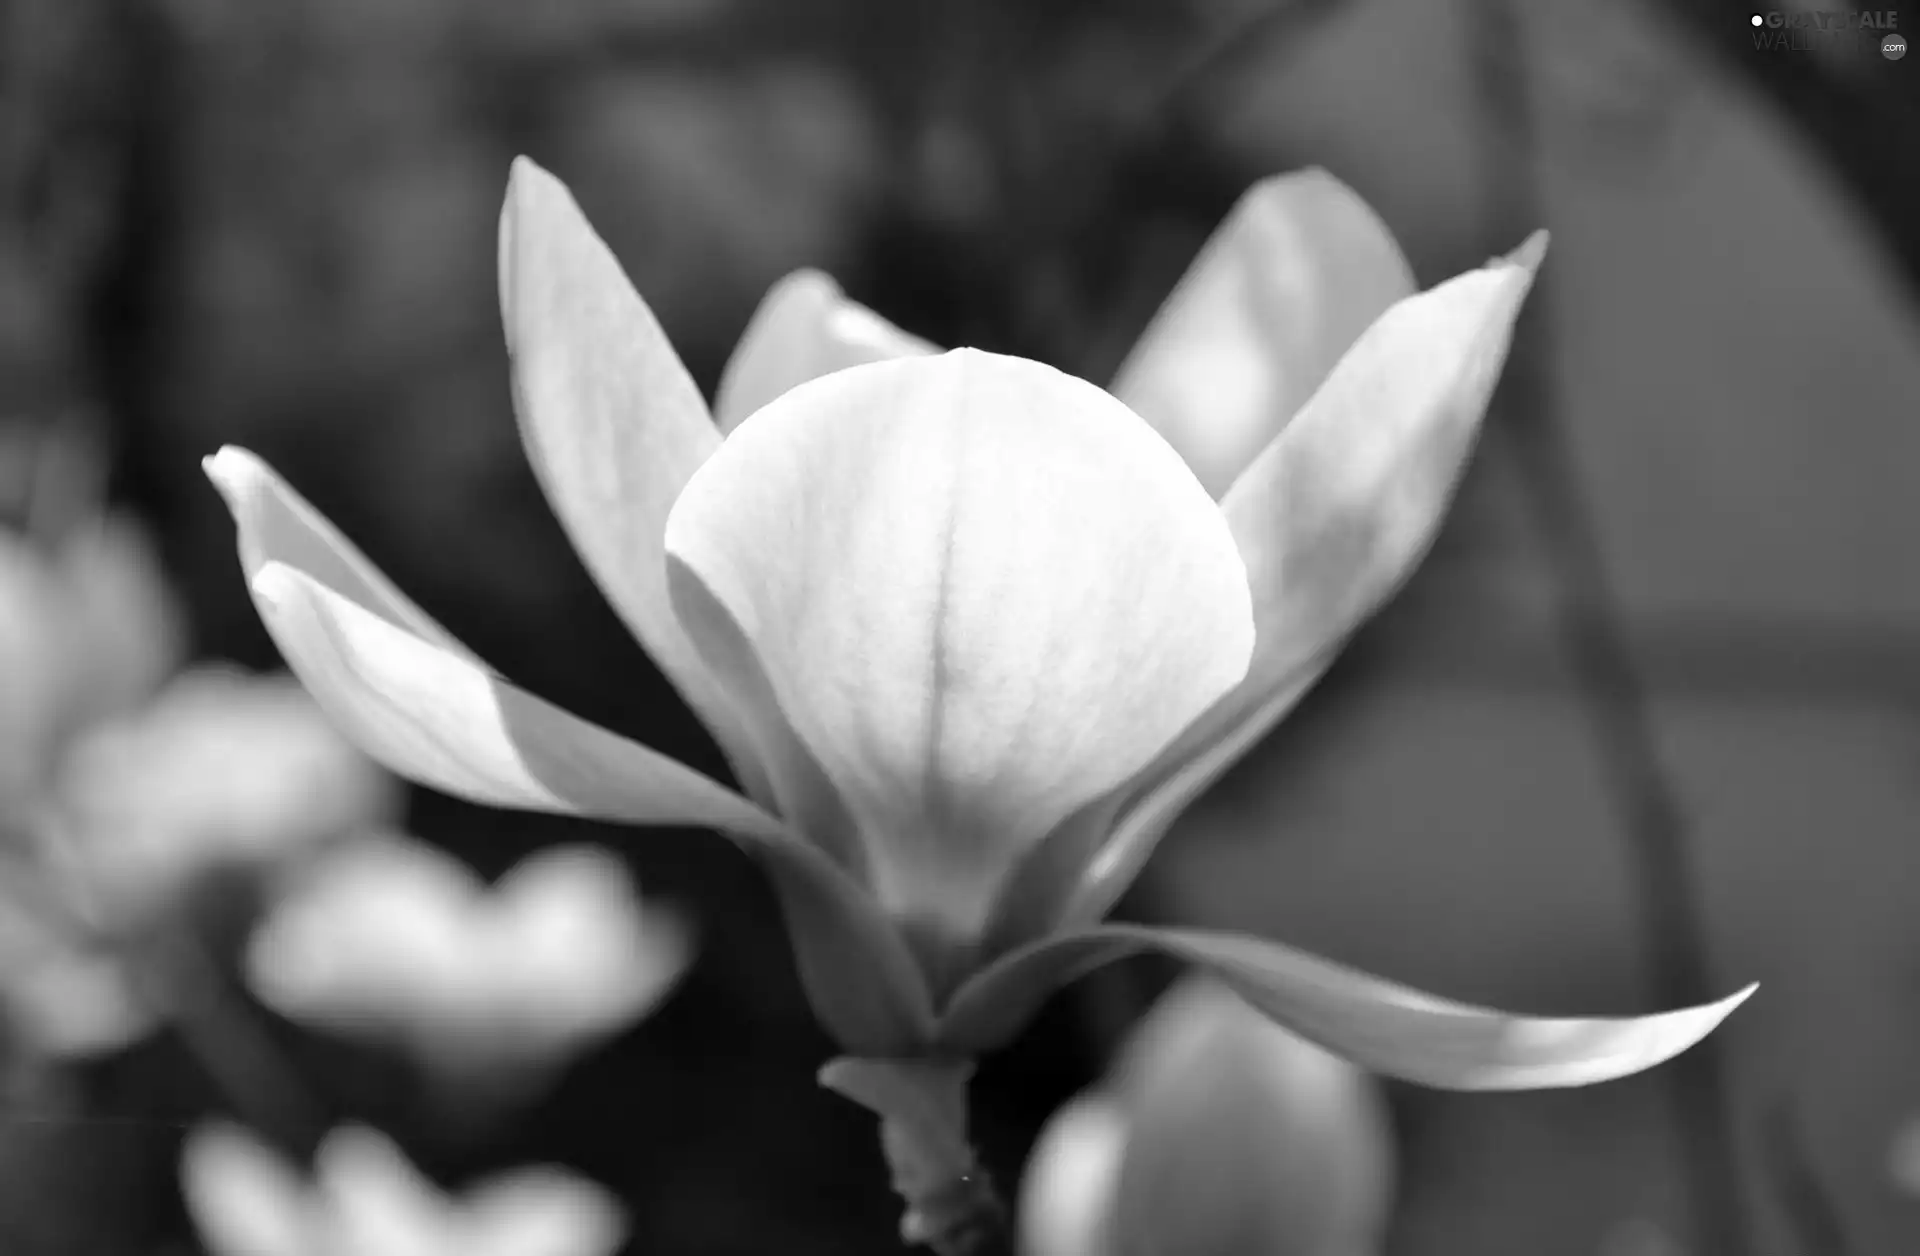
1356,604,1920,704
1470,3,1756,1254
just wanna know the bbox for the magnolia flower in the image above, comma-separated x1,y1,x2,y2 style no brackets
49,665,399,925
1021,975,1395,1256
203,157,1750,1087
246,832,689,1079
181,1122,625,1256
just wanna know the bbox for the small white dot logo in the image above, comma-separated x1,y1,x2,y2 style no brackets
1887,33,1908,59
1750,12,1763,25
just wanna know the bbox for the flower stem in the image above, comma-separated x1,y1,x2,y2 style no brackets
819,1056,1012,1256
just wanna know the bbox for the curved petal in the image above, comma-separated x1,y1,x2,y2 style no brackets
664,551,870,882
1056,235,1549,932
1110,169,1416,498
664,350,1254,946
204,446,477,662
714,269,937,433
498,157,772,805
241,560,934,1053
938,923,1754,1090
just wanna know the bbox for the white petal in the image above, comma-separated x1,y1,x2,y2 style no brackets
498,157,773,803
246,561,787,838
1111,169,1415,497
204,446,477,662
207,442,934,1055
944,923,1755,1091
664,350,1253,940
713,269,936,432
1065,240,1548,931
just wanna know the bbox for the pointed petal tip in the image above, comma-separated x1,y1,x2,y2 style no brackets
1685,981,1758,1030
1503,229,1550,274
507,153,551,191
202,445,261,509
770,266,840,299
503,155,576,227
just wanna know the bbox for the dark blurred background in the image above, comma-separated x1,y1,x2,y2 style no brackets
3,0,1919,1252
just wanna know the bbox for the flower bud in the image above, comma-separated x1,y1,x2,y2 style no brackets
1022,975,1395,1256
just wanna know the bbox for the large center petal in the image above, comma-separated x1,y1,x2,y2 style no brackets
663,349,1254,945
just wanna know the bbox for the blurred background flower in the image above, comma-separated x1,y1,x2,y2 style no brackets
181,1121,627,1256
246,835,689,1102
1020,974,1395,1256
51,665,397,926
0,509,182,811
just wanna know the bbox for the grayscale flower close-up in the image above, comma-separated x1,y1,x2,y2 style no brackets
2,2,1913,1254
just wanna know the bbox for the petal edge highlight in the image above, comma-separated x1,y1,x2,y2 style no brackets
1058,240,1547,933
1111,168,1416,497
499,157,773,805
941,923,1752,1091
204,446,477,664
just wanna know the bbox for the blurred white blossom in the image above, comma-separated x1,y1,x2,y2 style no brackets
51,664,400,925
0,514,182,806
247,833,690,1079
0,664,397,1059
181,1121,626,1256
1020,975,1395,1256
0,881,152,1054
